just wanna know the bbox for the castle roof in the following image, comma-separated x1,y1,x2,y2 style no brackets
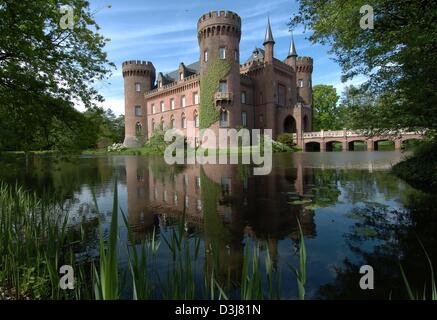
245,47,265,63
288,32,297,57
263,17,275,45
164,61,200,82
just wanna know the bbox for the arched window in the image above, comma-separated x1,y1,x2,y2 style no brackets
220,110,228,128
194,110,199,128
160,117,164,129
181,113,187,129
151,119,155,131
170,115,175,129
136,122,142,135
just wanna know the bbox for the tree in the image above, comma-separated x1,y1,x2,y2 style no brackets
84,107,125,148
290,0,437,133
0,0,114,152
312,84,340,131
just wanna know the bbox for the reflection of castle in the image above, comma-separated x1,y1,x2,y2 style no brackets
125,157,317,276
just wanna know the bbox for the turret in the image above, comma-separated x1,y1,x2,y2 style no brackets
284,31,298,70
295,57,313,106
263,17,275,64
122,60,155,147
197,10,242,129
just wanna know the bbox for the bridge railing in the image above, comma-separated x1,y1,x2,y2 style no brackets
295,130,423,140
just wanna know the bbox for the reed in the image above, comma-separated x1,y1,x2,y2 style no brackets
400,238,436,300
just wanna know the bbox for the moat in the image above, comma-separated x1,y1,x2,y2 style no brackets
1,151,435,299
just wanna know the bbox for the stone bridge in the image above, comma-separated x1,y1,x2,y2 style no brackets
292,130,424,152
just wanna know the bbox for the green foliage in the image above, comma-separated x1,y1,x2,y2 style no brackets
312,85,341,131
291,0,437,133
276,133,297,148
0,0,113,152
392,138,437,192
199,59,232,129
84,108,125,148
0,182,87,299
93,180,119,300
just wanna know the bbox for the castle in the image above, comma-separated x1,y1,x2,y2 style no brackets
122,10,313,148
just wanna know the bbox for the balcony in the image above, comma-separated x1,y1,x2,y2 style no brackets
214,92,233,103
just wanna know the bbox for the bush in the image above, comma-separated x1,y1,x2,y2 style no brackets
107,143,126,153
276,133,296,148
392,138,437,192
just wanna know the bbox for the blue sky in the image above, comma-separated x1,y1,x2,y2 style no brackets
86,0,363,115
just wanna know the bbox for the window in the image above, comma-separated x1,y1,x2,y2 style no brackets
179,72,184,81
160,117,164,129
235,50,239,61
241,91,246,104
204,50,208,62
170,98,175,110
220,110,228,128
298,79,304,88
135,105,142,116
219,47,226,59
219,80,227,93
194,111,199,128
173,192,178,206
136,122,142,135
158,81,162,88
151,104,156,114
151,119,155,131
193,92,199,105
160,101,165,112
259,92,263,104
170,115,175,128
181,113,187,129
278,84,286,106
181,95,186,108
135,83,141,92
242,111,247,127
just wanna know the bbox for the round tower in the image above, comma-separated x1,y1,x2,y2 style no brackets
122,60,155,147
197,11,242,129
296,57,313,106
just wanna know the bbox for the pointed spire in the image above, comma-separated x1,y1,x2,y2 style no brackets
288,31,298,57
263,17,275,45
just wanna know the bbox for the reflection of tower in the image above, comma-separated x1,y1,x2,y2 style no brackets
122,60,155,147
197,11,242,129
125,157,154,242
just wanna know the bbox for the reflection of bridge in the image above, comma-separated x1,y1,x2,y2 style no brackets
292,130,423,151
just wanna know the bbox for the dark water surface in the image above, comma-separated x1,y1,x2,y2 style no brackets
1,151,436,299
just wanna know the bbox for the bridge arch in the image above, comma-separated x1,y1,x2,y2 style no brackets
283,115,297,133
305,141,320,152
373,139,395,151
325,140,343,152
401,138,420,150
348,140,367,151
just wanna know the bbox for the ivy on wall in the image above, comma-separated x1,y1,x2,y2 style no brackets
199,59,233,129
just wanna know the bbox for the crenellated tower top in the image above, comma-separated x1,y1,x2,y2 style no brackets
122,60,156,78
197,10,241,43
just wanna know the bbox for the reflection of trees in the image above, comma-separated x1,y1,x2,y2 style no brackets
0,155,122,204
320,190,437,299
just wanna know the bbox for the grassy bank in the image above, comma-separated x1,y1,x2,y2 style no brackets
392,139,437,192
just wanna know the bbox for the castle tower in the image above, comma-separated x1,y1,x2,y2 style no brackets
263,17,275,64
122,60,155,147
296,57,313,106
197,11,242,130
